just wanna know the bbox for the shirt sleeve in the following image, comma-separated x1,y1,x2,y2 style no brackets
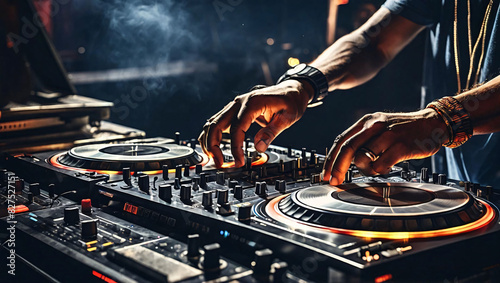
382,0,440,26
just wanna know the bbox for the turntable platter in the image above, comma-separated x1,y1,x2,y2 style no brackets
54,144,203,171
263,183,496,238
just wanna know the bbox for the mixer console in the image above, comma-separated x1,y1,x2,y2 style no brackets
1,137,500,282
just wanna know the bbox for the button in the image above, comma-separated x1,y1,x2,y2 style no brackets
275,180,286,194
234,185,243,200
81,219,98,241
81,199,92,215
420,168,429,183
438,174,447,185
187,234,201,259
203,243,221,271
229,180,239,190
162,165,169,180
192,177,200,191
272,262,288,283
216,172,225,185
253,249,273,280
255,182,267,197
195,164,203,174
217,189,229,205
202,191,213,208
175,165,183,179
432,173,439,184
199,173,207,190
64,206,80,225
15,178,24,193
159,184,172,202
174,178,182,190
238,204,252,222
180,185,191,203
29,183,41,196
138,175,150,193
123,167,132,185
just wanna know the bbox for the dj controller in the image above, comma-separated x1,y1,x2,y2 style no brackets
1,136,500,282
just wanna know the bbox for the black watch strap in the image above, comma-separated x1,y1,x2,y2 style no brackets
277,63,328,107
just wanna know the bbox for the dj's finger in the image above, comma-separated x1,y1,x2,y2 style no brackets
230,97,266,167
322,118,369,182
207,102,241,167
254,111,290,153
198,130,210,157
328,124,386,185
371,143,408,175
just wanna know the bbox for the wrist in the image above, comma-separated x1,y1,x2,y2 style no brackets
420,108,451,145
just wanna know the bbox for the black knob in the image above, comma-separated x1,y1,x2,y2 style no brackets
15,178,24,193
216,172,225,185
48,184,55,198
253,249,273,279
203,243,221,271
64,206,80,225
255,182,267,197
199,173,207,190
138,175,150,193
184,164,190,177
187,234,200,258
217,189,229,205
229,180,239,190
195,164,203,174
464,181,472,192
238,204,252,222
29,183,41,196
402,161,410,172
26,192,34,203
473,183,481,194
420,168,429,182
345,169,353,183
162,165,169,180
180,185,191,202
174,178,182,190
175,131,181,145
234,185,243,200
275,180,286,193
190,139,197,149
432,172,439,184
311,174,321,184
309,149,317,165
485,186,493,200
438,174,447,185
272,262,288,283
175,165,183,179
159,184,172,202
123,167,132,185
202,191,213,208
301,148,307,165
246,156,253,170
287,145,292,157
192,177,200,191
81,219,98,241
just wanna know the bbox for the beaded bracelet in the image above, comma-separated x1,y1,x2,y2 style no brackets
426,96,473,148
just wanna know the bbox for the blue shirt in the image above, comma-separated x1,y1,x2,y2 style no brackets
383,0,500,186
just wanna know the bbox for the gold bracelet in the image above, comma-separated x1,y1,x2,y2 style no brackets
426,97,473,148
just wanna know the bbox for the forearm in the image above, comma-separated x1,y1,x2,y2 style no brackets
455,75,500,135
310,8,424,91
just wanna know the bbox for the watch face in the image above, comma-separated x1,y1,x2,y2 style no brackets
287,63,307,75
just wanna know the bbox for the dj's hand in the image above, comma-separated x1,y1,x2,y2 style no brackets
199,80,314,168
322,109,450,185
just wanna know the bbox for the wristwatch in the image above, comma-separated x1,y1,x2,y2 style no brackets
277,63,329,107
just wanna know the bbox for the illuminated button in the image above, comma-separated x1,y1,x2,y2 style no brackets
14,205,29,214
81,199,92,214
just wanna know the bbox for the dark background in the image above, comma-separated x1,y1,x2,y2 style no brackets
50,0,425,154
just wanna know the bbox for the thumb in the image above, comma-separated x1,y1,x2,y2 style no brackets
254,116,289,152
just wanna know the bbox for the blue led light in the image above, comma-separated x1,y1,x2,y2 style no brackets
29,212,37,217
29,217,38,222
